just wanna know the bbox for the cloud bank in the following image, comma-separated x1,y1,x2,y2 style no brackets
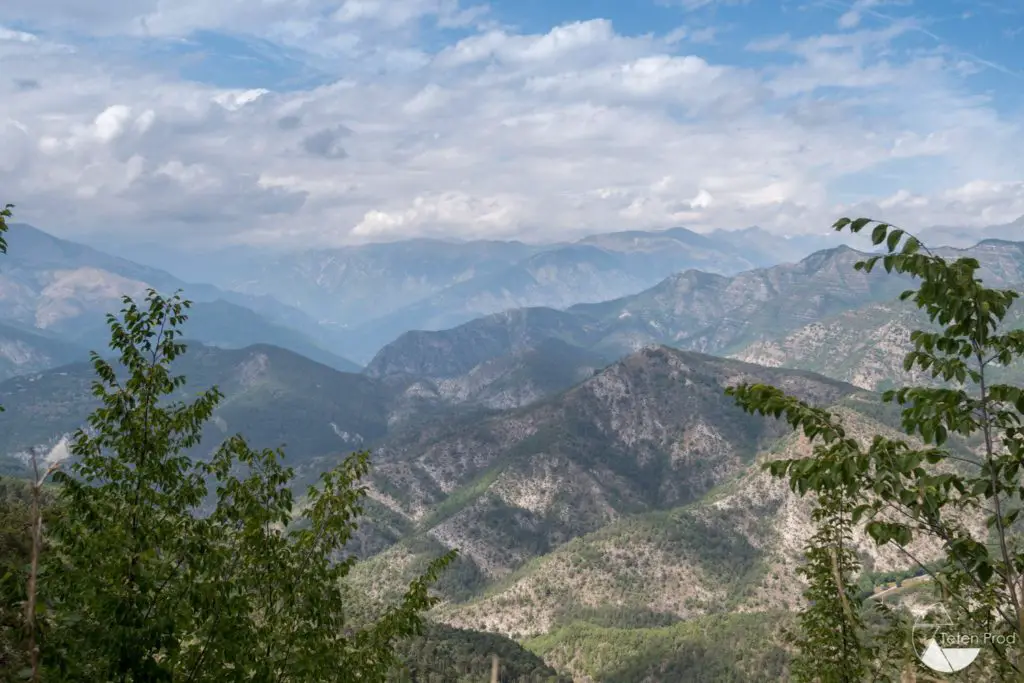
1,0,1021,247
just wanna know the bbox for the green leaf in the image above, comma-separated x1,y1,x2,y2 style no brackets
886,228,904,252
871,224,887,245
850,217,873,233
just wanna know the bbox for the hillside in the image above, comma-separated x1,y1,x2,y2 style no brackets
417,398,954,640
0,321,86,382
727,240,1024,389
385,337,610,415
0,342,387,478
570,245,916,356
731,298,1024,390
346,348,861,611
339,359,988,681
365,307,606,380
0,331,613,482
390,622,572,682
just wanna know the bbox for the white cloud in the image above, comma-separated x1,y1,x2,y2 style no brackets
436,20,619,68
0,2,1020,247
93,105,132,143
846,180,1024,228
689,189,714,209
0,25,38,42
352,192,524,239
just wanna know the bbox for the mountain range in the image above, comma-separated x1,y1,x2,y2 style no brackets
918,215,1024,248
366,239,1024,388
1,216,1021,681
9,219,1020,371
93,224,858,363
92,217,1021,365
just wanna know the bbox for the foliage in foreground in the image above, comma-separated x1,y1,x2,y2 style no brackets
0,202,11,255
5,288,455,681
728,217,1024,681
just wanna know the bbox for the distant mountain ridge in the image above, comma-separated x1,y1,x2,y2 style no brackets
0,342,379,478
0,333,612,478
365,239,1024,383
103,224,861,363
919,215,1024,248
69,217,1024,366
0,223,360,374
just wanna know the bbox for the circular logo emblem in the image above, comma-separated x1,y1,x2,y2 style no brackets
912,604,981,673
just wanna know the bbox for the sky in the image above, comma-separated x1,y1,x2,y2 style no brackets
1,0,1022,248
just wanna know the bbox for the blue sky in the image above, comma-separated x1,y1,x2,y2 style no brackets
0,0,1021,247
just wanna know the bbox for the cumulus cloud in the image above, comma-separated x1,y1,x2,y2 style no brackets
0,0,1020,248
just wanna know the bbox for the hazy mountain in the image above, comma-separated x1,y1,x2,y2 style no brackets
367,239,1024,380
0,223,358,372
104,225,860,327
118,225,853,365
704,225,851,266
365,245,911,373
919,215,1024,248
573,226,762,272
80,224,885,366
342,234,771,362
0,320,87,381
384,337,611,415
4,224,316,327
89,239,273,289
212,238,544,325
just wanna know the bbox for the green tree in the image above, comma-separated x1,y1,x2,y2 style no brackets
0,201,31,682
0,478,42,680
727,217,1024,680
790,491,867,683
32,289,455,682
0,203,12,255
